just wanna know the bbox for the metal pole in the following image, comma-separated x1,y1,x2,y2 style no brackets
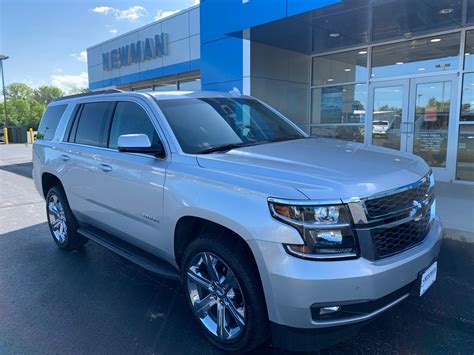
0,60,8,127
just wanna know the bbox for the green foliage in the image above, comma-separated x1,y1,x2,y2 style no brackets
0,82,86,129
69,87,90,95
34,86,64,105
5,82,34,100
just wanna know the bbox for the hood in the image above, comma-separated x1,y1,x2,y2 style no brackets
196,138,429,200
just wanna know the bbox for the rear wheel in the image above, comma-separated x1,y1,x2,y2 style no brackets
46,185,88,250
182,233,269,352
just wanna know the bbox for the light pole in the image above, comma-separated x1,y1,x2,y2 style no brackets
0,55,9,127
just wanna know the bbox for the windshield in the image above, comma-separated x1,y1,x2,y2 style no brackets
156,97,304,154
373,121,389,126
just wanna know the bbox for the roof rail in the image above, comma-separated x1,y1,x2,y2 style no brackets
54,89,124,102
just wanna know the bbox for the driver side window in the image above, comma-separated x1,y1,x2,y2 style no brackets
108,102,161,149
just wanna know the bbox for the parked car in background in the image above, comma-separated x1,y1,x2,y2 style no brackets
33,90,442,352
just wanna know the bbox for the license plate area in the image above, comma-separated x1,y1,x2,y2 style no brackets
419,261,437,296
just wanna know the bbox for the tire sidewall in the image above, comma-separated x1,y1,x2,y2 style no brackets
45,185,82,249
181,234,267,352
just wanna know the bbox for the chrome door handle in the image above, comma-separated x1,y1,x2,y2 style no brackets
60,154,70,161
99,164,112,172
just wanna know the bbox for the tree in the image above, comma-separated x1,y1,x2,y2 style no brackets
34,85,64,105
0,82,88,129
5,82,34,100
5,98,30,127
68,87,90,95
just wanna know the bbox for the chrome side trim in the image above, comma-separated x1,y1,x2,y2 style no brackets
311,293,410,328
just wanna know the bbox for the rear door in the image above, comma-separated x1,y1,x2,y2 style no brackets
59,101,115,223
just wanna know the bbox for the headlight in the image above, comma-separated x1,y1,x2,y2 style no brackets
268,199,358,260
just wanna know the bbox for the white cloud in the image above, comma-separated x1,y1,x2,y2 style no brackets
91,6,114,14
109,28,118,35
91,5,148,22
70,51,87,63
154,1,199,21
154,9,179,21
116,6,148,21
78,51,87,63
51,72,88,93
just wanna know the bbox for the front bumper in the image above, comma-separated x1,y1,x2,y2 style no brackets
249,217,442,333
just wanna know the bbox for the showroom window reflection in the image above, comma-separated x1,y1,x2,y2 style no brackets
311,84,367,142
311,49,368,142
457,30,474,181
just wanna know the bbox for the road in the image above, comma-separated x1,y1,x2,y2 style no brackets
1,144,473,354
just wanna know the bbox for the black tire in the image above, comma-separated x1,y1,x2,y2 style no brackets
45,185,88,250
181,232,269,352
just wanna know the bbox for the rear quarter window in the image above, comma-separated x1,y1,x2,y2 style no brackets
37,105,67,141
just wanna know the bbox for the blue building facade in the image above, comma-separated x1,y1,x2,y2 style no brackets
88,0,474,183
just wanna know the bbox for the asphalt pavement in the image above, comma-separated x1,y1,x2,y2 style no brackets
1,144,473,354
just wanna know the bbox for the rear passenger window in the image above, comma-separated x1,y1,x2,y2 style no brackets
37,105,67,141
75,102,114,147
108,102,160,149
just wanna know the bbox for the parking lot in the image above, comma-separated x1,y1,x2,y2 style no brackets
1,144,473,354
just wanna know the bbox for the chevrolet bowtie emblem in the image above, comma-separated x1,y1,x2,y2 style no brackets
410,200,423,222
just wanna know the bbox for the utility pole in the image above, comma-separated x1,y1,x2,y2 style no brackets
0,55,9,127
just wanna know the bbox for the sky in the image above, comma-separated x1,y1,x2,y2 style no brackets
0,0,199,93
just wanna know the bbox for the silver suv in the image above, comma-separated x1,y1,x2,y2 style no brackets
33,90,441,352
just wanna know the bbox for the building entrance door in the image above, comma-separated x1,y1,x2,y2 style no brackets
368,75,458,181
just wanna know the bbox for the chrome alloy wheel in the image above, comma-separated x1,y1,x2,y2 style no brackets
186,252,246,341
48,194,68,244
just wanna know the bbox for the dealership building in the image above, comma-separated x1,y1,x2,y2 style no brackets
87,0,474,183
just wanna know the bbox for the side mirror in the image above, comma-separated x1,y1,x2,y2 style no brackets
117,134,164,156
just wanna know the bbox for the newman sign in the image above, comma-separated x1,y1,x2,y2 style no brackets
102,33,168,71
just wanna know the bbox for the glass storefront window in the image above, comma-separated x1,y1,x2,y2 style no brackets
311,84,367,142
372,86,404,150
468,0,474,24
371,33,461,78
372,0,463,42
132,87,152,92
461,73,474,122
311,2,369,54
464,30,474,70
154,82,177,91
179,78,201,91
311,124,365,143
456,125,474,181
413,81,451,168
311,50,368,86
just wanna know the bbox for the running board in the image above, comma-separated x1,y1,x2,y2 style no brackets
78,227,180,280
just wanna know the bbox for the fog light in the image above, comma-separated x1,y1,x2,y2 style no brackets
320,306,341,316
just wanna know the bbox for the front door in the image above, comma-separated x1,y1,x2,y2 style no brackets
368,75,458,181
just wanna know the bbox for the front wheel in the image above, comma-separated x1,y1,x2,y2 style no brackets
182,234,269,352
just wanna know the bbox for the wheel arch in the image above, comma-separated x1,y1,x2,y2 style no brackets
41,172,64,198
174,216,257,269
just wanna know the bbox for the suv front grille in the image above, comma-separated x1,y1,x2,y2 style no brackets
372,212,431,258
351,173,435,260
364,177,431,219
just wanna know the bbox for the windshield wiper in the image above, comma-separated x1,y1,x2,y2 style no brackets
267,135,307,143
197,142,252,154
197,136,307,154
